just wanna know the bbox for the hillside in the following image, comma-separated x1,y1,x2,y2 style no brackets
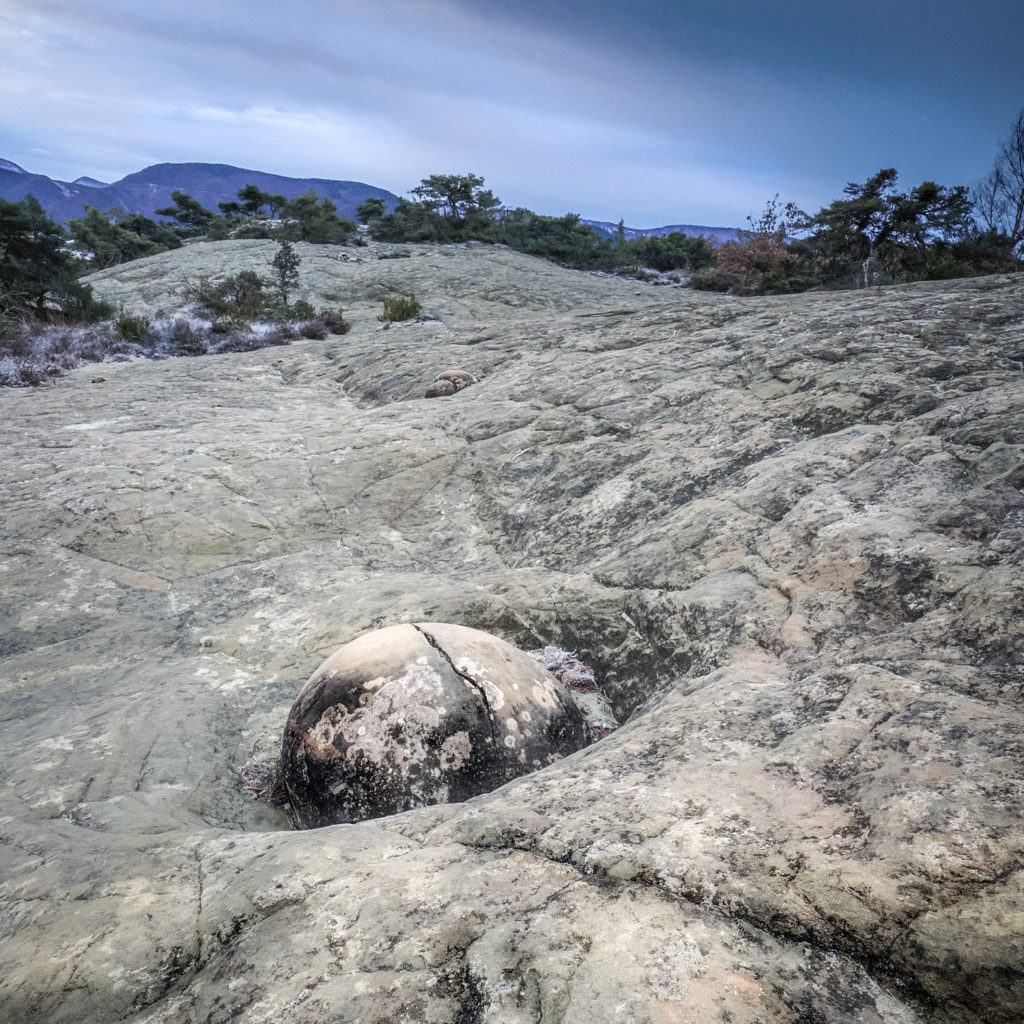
583,217,740,243
1,242,1023,1023
0,159,398,222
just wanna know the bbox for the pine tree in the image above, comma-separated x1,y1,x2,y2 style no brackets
270,240,301,304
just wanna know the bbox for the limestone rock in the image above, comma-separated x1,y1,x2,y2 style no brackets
0,244,1022,1023
281,622,591,828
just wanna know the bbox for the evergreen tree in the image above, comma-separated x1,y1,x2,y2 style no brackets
280,191,356,243
237,184,269,217
155,190,218,236
797,170,975,287
621,232,717,272
270,239,301,304
0,196,104,322
68,206,179,268
356,197,388,224
410,173,498,222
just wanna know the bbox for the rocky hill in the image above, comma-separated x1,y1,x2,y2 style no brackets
1,241,1022,1023
0,159,398,222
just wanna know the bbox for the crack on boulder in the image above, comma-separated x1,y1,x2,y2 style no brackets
411,623,513,758
412,622,494,716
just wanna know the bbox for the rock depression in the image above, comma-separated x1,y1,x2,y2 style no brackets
1,241,1022,1023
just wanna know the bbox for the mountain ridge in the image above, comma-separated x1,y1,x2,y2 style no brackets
0,159,399,223
1,157,737,240
582,218,740,243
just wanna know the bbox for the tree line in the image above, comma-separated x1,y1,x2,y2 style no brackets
357,164,1019,291
2,111,1022,334
66,185,359,270
359,110,1023,292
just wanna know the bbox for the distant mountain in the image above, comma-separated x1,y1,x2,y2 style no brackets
1,157,735,243
582,219,740,245
0,159,399,223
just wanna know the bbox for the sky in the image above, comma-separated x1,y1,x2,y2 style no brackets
1,0,1022,227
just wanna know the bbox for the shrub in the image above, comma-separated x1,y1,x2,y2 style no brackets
299,318,329,340
208,330,263,354
300,307,351,339
1,306,311,387
232,222,278,240
261,324,299,345
220,270,266,318
210,316,250,335
169,318,207,356
183,272,266,320
115,308,150,342
316,307,350,334
619,232,717,272
0,320,121,386
378,293,421,325
949,231,1019,275
689,268,745,293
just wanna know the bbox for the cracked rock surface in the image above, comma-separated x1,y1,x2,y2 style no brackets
280,622,592,827
1,242,1022,1023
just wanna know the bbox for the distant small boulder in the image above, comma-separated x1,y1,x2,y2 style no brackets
425,369,477,398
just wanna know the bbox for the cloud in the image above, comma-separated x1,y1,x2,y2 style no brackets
1,0,1022,224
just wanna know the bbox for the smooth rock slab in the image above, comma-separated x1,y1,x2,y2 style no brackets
281,622,592,827
2,249,1023,1023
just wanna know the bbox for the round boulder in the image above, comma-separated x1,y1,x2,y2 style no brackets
280,622,592,828
424,369,477,398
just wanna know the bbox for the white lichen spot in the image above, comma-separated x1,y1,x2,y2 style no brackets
531,683,558,710
439,731,471,771
63,416,132,431
477,678,506,711
36,735,74,753
582,476,633,512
